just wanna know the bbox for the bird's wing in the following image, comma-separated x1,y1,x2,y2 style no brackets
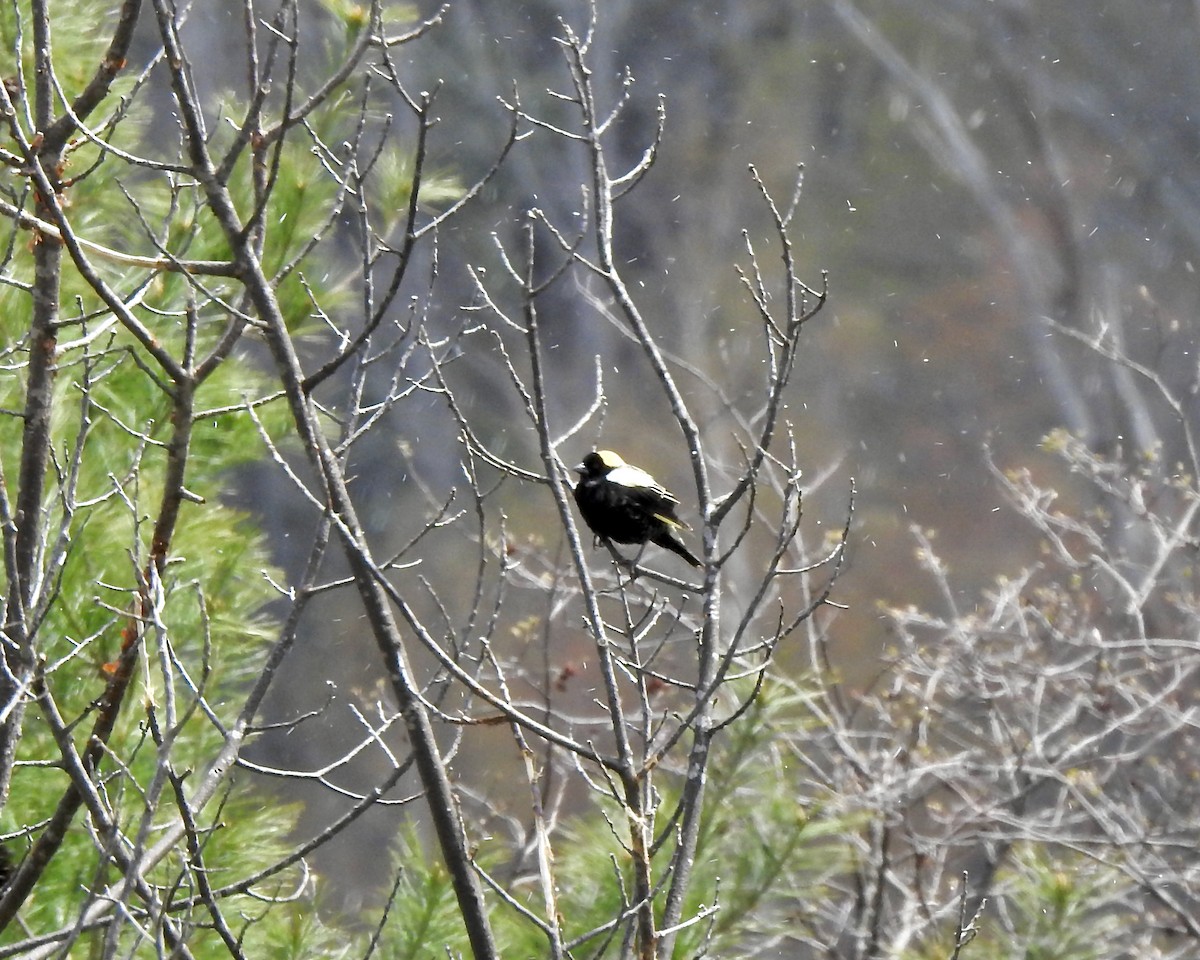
606,464,678,501
651,510,689,531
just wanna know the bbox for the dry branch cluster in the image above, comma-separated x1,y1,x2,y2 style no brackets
0,3,841,958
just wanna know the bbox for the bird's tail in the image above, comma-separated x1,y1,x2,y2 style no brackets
655,532,701,568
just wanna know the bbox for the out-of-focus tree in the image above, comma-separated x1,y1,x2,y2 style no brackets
408,1,1200,671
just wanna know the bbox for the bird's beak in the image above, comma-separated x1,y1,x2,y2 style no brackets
572,463,586,475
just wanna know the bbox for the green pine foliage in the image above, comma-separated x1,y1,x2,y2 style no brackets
0,0,474,949
372,825,483,960
668,681,852,958
0,172,315,960
0,3,343,955
274,676,851,959
903,847,1124,960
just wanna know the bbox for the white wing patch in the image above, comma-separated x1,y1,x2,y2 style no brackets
606,464,676,500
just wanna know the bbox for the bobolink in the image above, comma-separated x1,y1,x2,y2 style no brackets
573,450,701,568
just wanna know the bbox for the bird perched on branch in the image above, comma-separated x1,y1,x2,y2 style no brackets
573,450,701,568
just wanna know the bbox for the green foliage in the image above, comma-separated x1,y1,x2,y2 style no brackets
669,680,851,957
370,148,463,233
0,358,296,957
904,847,1124,960
0,1,117,101
0,0,435,953
320,677,850,959
367,825,482,960
0,236,301,960
472,678,851,958
314,0,420,39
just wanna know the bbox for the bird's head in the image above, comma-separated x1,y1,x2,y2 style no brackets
574,449,626,478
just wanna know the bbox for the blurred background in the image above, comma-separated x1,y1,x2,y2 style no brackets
185,0,1199,908
389,0,1198,645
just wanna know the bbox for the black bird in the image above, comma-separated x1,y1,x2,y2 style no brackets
573,450,701,568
